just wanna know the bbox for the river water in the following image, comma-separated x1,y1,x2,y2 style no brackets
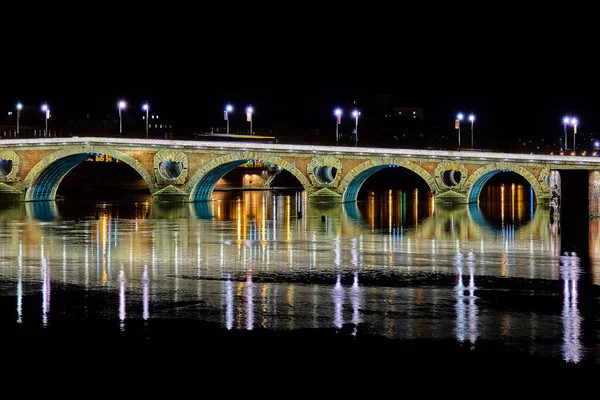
1,185,598,368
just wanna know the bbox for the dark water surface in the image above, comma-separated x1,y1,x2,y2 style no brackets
1,186,599,375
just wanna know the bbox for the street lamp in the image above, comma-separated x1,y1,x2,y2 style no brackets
41,103,49,138
246,106,254,135
225,104,233,134
142,103,149,139
352,109,361,147
571,118,579,152
16,102,23,137
118,100,127,135
334,108,342,144
562,116,571,150
468,113,475,149
455,112,464,147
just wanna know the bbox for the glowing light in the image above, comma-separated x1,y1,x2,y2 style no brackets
41,103,48,112
246,106,253,114
118,100,127,110
571,118,578,126
352,109,360,118
225,104,233,112
468,113,475,122
563,116,570,124
456,113,464,121
142,103,149,111
16,102,23,110
334,108,342,116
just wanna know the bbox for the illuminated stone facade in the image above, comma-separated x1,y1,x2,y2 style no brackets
0,137,599,210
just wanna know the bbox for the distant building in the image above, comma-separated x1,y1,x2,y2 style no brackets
144,113,174,139
376,94,393,117
61,113,175,139
393,107,424,121
2,108,59,138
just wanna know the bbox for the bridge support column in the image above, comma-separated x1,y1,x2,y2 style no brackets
152,184,190,203
434,189,469,205
308,187,342,203
0,183,25,202
589,171,600,218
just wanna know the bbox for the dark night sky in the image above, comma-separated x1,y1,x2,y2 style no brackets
3,4,599,141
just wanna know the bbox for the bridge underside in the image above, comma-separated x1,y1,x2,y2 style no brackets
27,153,90,201
191,160,247,201
468,170,501,204
342,165,387,202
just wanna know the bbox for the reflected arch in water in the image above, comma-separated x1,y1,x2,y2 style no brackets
22,148,156,201
185,152,311,202
465,163,546,204
25,201,59,221
343,201,362,221
339,158,436,202
192,201,215,219
467,203,494,231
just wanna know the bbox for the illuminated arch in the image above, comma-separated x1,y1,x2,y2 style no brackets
464,162,547,204
185,151,311,202
22,146,155,201
339,157,437,202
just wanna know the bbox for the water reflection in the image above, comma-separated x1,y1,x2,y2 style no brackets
560,252,582,363
0,186,598,365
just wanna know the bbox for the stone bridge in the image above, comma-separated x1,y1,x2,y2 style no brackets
1,137,599,212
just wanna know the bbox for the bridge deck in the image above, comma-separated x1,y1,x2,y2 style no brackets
0,137,596,166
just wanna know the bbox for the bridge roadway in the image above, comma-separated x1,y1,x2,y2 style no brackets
0,137,599,210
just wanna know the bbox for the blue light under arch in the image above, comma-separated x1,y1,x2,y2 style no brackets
28,153,91,201
191,160,248,202
342,165,387,202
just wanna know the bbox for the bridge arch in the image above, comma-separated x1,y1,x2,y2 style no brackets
339,157,437,202
22,146,156,201
185,151,312,201
464,162,546,204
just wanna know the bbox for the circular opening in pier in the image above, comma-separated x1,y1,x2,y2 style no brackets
159,160,183,181
0,159,13,177
314,166,337,184
440,170,462,187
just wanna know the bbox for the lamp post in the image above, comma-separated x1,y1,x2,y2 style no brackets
41,103,49,137
571,118,578,153
562,116,570,150
225,104,233,134
118,100,127,135
352,109,360,147
246,106,253,135
468,113,475,149
334,108,342,145
455,113,464,147
16,102,23,137
142,103,149,139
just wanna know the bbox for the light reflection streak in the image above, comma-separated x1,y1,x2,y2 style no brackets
142,265,150,320
454,250,465,342
17,238,23,324
350,271,361,335
119,267,126,331
560,252,582,363
466,250,478,344
225,274,233,330
62,240,67,283
246,270,254,330
41,237,50,327
332,273,344,329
